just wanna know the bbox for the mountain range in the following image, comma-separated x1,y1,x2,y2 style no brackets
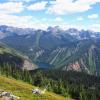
0,25,100,75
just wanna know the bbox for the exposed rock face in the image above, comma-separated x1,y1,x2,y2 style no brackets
1,25,100,75
2,96,13,100
0,53,37,71
0,43,38,71
34,50,44,60
23,60,37,70
67,61,81,71
0,91,20,100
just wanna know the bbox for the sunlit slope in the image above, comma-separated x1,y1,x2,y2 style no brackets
0,75,73,100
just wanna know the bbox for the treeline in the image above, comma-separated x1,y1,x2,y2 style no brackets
0,63,100,100
31,69,100,100
0,62,32,83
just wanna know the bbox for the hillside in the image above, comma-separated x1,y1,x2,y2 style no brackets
0,43,37,70
0,75,72,100
1,35,100,75
30,69,100,100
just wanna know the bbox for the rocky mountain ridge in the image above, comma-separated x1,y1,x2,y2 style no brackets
0,25,100,75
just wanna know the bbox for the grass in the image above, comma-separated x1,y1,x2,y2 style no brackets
0,75,73,100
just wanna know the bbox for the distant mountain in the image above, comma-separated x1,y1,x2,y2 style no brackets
0,25,100,75
0,25,100,39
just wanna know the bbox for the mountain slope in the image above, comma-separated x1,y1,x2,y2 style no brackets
60,40,100,75
0,43,37,70
0,25,100,75
0,75,72,100
1,34,100,75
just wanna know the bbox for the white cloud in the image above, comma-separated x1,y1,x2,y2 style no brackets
0,13,84,30
9,0,32,2
0,2,24,14
88,14,99,19
0,13,32,27
0,14,31,26
1,13,99,31
77,17,84,21
62,24,85,30
0,13,49,29
27,1,47,11
89,24,100,32
55,17,63,22
48,0,100,15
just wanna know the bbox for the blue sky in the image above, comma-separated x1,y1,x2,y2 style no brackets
0,0,100,31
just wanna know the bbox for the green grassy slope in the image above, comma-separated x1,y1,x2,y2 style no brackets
0,75,73,100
